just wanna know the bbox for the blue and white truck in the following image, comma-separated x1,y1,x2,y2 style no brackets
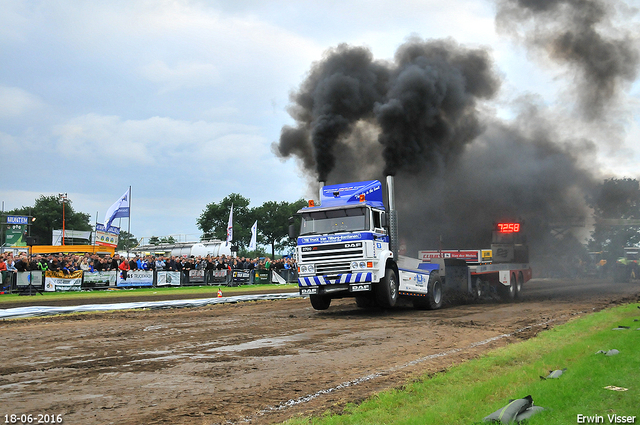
292,176,532,310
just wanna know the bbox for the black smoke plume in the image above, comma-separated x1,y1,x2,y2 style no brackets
274,38,499,178
273,30,637,274
377,39,499,175
495,0,640,120
393,107,598,266
276,44,388,181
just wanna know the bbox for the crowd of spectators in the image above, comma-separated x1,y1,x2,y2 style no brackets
0,252,297,278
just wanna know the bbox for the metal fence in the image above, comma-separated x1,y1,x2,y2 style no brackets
0,268,299,294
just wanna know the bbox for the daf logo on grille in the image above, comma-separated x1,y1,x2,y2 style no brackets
349,284,371,292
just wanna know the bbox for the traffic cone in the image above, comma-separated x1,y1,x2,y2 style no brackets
217,288,223,298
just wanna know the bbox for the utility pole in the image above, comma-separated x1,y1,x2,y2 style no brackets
1,201,4,253
58,193,67,246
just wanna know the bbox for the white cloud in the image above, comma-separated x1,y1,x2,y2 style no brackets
201,105,240,120
0,86,44,118
0,131,20,151
0,190,48,212
50,114,291,202
139,60,220,93
52,114,264,167
0,0,31,42
39,2,322,84
600,116,640,179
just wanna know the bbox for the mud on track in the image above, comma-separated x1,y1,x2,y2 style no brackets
1,278,639,425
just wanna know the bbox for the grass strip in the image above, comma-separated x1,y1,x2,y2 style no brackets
0,284,297,305
283,302,640,425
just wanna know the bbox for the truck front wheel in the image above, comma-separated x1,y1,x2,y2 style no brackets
310,294,331,310
414,272,443,310
376,268,398,308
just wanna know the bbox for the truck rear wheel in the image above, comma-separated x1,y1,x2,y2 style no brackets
413,273,443,310
310,294,331,310
375,268,398,308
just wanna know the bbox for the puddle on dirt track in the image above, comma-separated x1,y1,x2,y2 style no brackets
207,330,334,353
0,278,638,425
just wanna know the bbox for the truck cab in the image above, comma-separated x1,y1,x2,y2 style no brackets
294,180,395,309
293,178,446,311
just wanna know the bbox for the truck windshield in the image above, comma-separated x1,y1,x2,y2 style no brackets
300,207,369,235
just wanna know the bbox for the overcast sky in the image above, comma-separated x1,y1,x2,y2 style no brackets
1,0,638,244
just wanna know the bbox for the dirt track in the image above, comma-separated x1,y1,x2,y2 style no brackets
1,278,639,425
0,287,296,310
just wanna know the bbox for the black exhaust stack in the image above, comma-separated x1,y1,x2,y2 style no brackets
318,181,325,202
386,175,398,261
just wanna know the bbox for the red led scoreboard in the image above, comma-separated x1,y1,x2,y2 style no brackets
496,223,521,233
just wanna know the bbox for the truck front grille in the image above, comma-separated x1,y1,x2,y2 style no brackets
316,261,351,277
300,242,364,280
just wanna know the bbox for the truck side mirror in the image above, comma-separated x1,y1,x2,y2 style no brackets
381,212,387,228
288,216,298,239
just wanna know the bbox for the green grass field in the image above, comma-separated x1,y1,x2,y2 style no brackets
283,303,640,425
0,283,298,305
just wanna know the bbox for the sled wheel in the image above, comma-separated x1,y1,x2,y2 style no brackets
500,273,517,301
515,272,524,298
473,277,483,299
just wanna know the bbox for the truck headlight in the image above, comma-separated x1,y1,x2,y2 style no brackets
359,261,366,269
300,264,314,274
351,261,359,269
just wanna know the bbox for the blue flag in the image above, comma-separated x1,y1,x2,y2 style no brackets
104,188,130,228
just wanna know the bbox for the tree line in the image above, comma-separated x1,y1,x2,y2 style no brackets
196,193,306,258
3,193,306,258
4,179,639,261
586,178,640,261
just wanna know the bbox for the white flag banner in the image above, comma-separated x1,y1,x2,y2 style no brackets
104,188,130,228
249,220,257,251
226,204,233,243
